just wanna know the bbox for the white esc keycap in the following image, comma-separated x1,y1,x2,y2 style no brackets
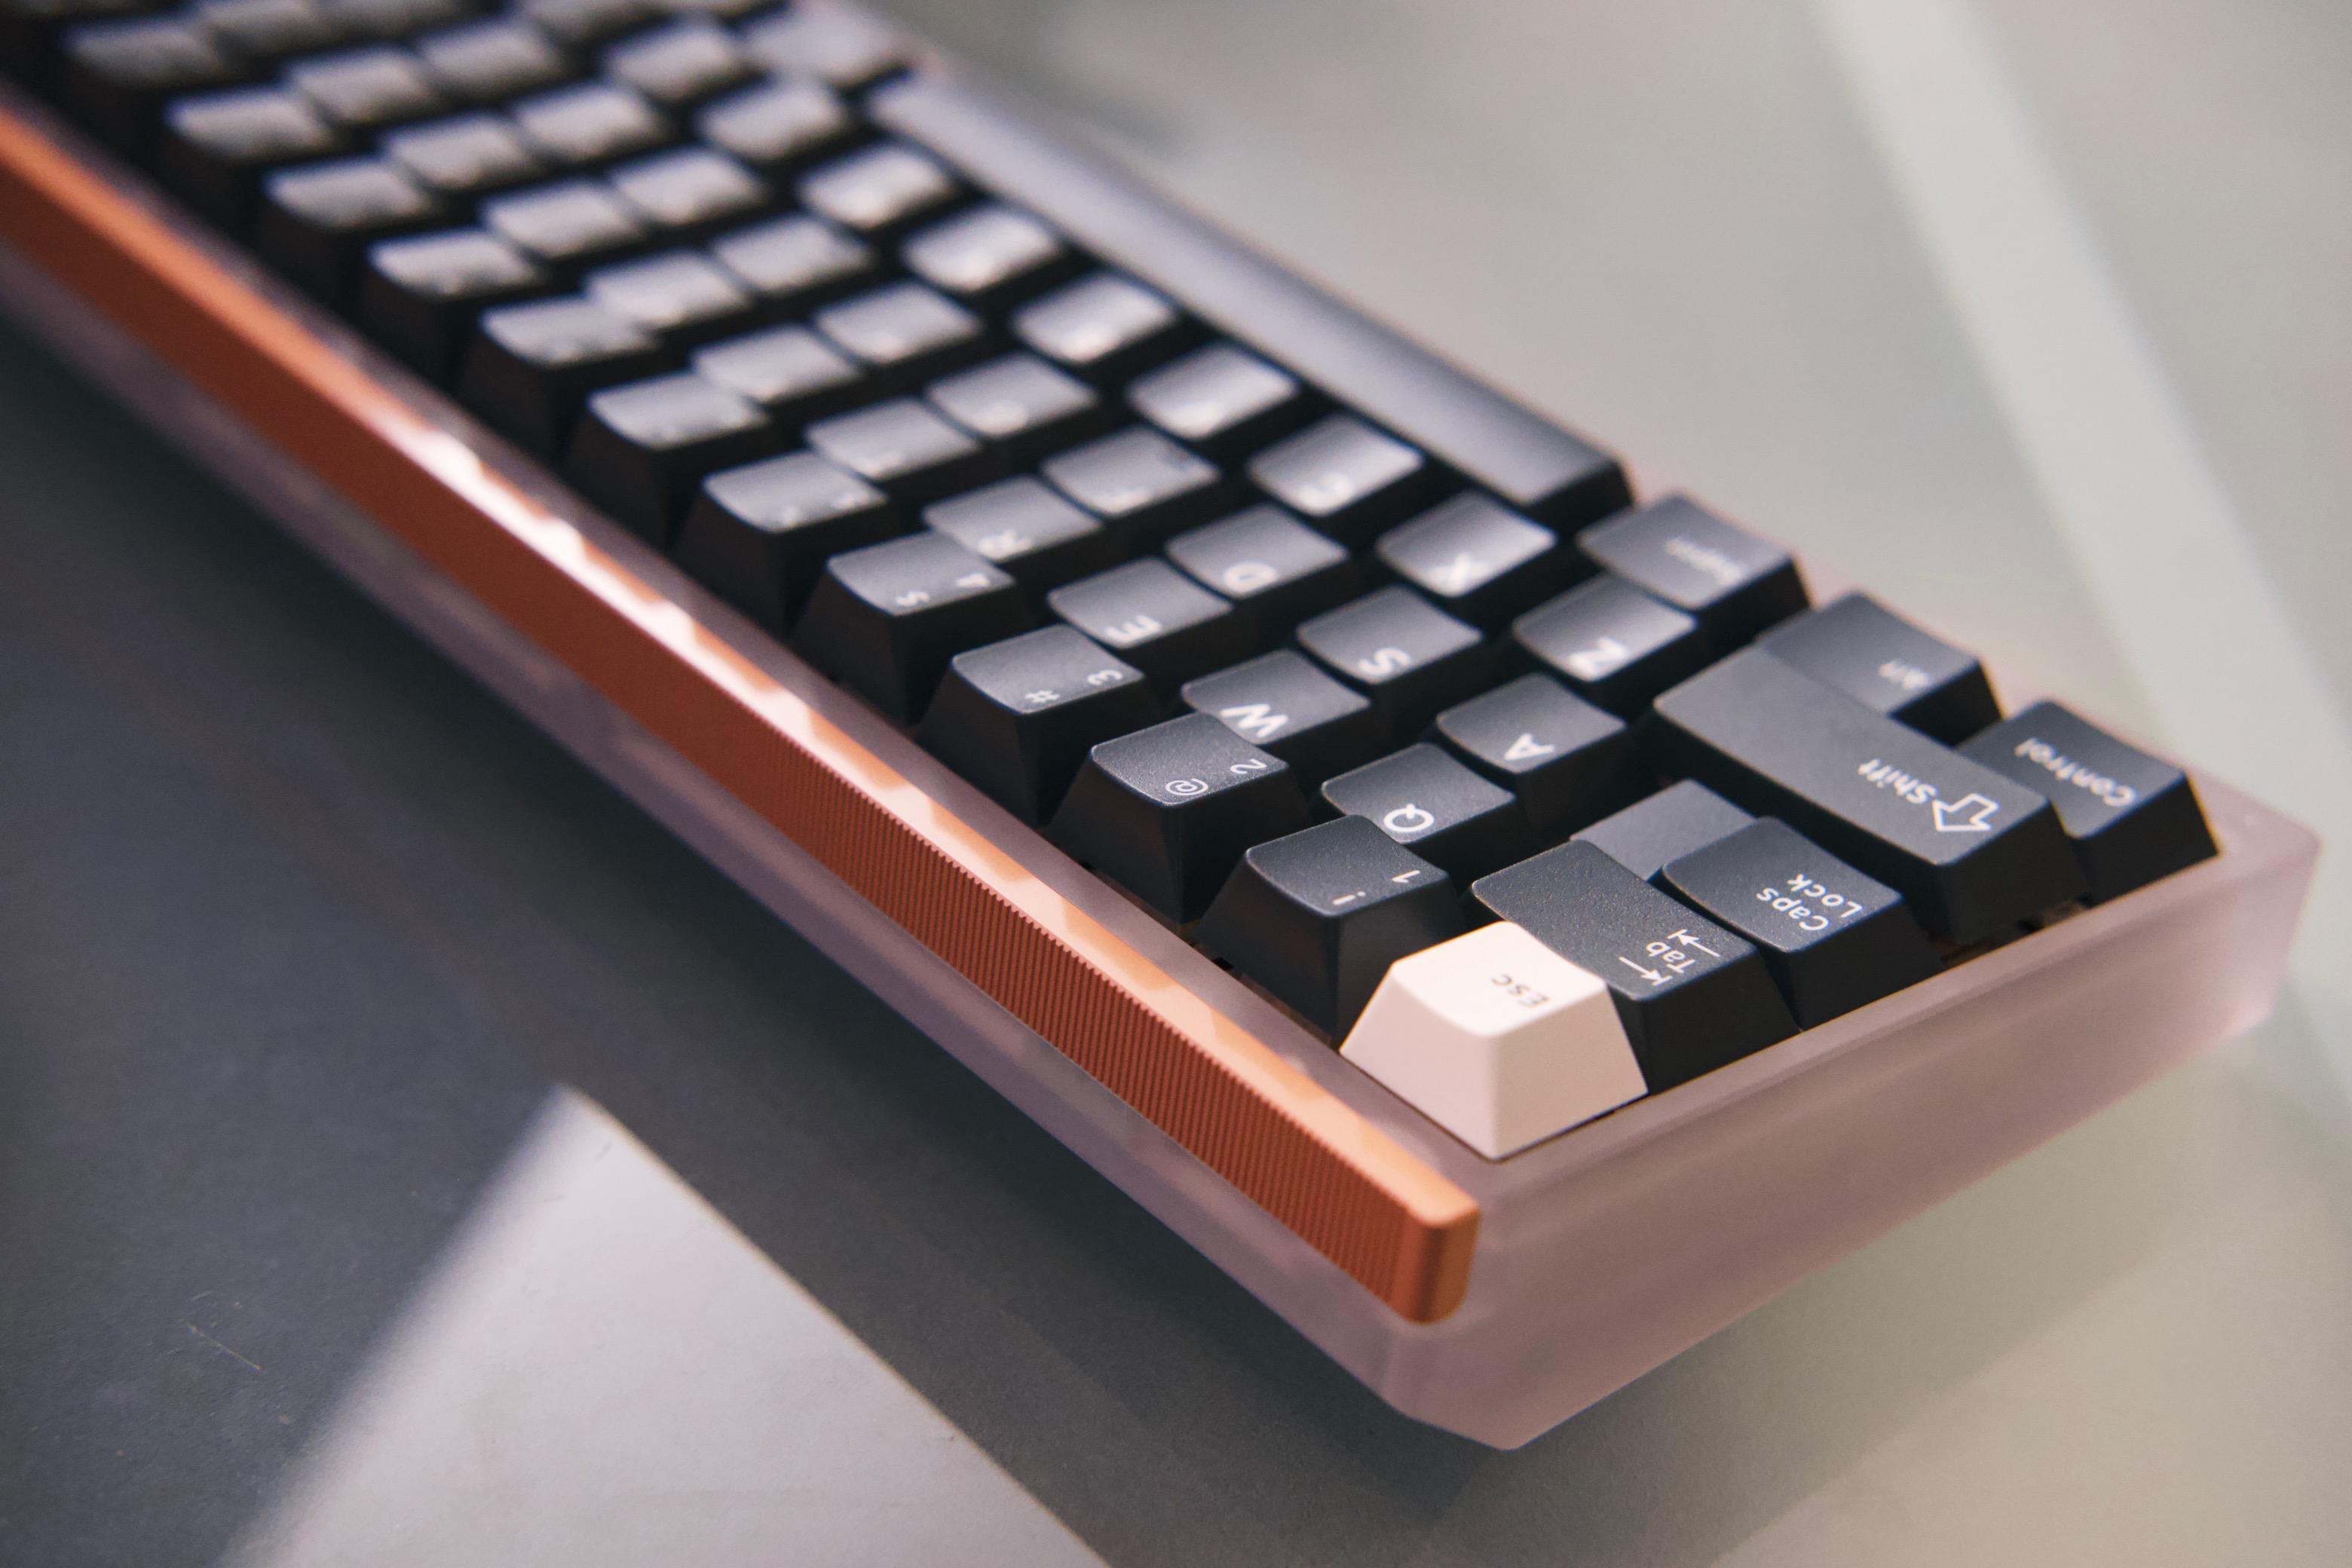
1340,921,1646,1159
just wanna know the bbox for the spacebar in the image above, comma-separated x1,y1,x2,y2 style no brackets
869,77,1632,529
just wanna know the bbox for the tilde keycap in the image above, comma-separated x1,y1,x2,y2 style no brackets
1473,839,1796,1089
1573,779,1753,884
1429,674,1634,835
1048,712,1310,923
795,531,1033,721
1576,494,1808,648
1196,816,1462,1036
1646,649,2085,942
1659,819,1939,1027
1958,701,2217,903
1340,922,1646,1159
1754,593,2001,743
914,626,1158,825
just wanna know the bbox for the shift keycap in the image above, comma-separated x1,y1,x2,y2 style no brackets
795,531,1032,721
914,626,1157,825
1646,649,2085,942
1474,839,1796,1089
1048,712,1310,923
1754,593,2000,743
1577,495,1808,649
1196,816,1462,1036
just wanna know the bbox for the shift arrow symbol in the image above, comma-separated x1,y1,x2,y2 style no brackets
1931,792,2001,833
1503,732,1557,762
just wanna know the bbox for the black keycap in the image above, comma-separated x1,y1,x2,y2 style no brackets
602,17,752,109
1,0,146,80
1753,592,2001,744
382,112,545,195
193,0,339,59
608,145,768,239
564,369,772,541
1512,573,1709,716
694,75,856,172
1659,819,1940,1029
1047,558,1248,694
647,0,770,23
688,324,862,425
482,177,652,270
674,451,901,628
1375,493,1573,629
156,87,343,225
795,531,1033,721
1474,839,1796,1089
1128,342,1315,461
1248,413,1438,544
458,292,670,452
1196,816,1462,1036
510,80,671,167
797,142,958,238
738,3,907,91
286,44,447,129
804,397,994,504
1321,743,1531,882
1577,495,1808,649
1431,673,1634,835
923,353,1108,464
58,18,246,152
320,0,471,44
1958,701,2217,903
1179,651,1383,786
1295,586,1493,738
415,20,571,105
255,155,443,302
914,626,1158,824
360,226,550,376
518,0,646,47
1049,712,1311,923
902,204,1079,314
1573,779,1754,885
811,281,987,388
923,478,1116,593
1010,271,1196,385
1042,427,1227,547
1163,504,1358,637
708,213,875,308
1646,649,2086,942
582,248,755,345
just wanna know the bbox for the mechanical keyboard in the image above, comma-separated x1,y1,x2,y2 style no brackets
0,0,2317,1447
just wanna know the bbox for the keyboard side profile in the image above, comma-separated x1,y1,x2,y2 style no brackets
0,0,2317,1447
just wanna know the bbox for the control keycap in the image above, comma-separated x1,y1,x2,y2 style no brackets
795,531,1032,721
1196,816,1462,1036
1048,558,1248,694
1048,712,1311,923
1179,651,1382,785
1659,819,1939,1027
1474,839,1796,1089
1296,586,1493,738
674,451,901,629
1958,701,2217,903
1431,673,1633,835
1375,494,1571,629
1577,495,1807,649
1754,592,2001,743
914,626,1157,825
1574,779,1753,884
1513,572,1709,716
1321,743,1531,881
1646,648,2086,942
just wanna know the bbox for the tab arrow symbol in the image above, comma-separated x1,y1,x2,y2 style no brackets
1931,792,2001,833
1503,732,1557,762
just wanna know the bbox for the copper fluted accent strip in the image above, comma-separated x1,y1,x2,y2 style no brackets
0,102,1479,1321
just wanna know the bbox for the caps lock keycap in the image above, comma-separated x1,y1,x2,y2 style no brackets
924,353,1110,463
1321,743,1532,882
1754,592,2001,744
709,213,875,308
1048,712,1311,923
689,324,863,424
798,141,959,238
1646,648,2086,942
1578,495,1808,649
1296,586,1493,738
796,531,1033,721
1048,558,1248,694
694,76,856,172
1957,701,2217,903
1431,674,1634,835
1196,816,1462,1036
674,451,901,629
361,226,550,377
1475,839,1796,1089
1129,343,1313,461
902,204,1079,314
1180,651,1383,786
458,292,671,452
1659,818,1939,1028
1164,504,1358,637
510,81,672,167
812,281,988,387
1513,572,1709,716
1011,272,1197,385
1248,413,1437,544
563,369,772,542
914,626,1158,824
256,155,443,302
1573,779,1753,885
923,478,1116,593
383,112,545,195
1376,493,1573,629
805,397,995,504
